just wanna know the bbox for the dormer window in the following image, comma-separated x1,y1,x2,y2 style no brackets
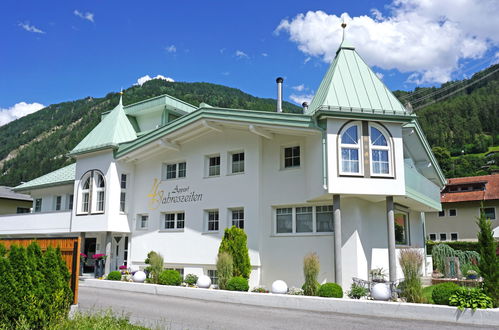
77,170,105,215
339,123,361,175
369,124,392,176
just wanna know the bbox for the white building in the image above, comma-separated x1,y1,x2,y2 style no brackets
0,40,445,289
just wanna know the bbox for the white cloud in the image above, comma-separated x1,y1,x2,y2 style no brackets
18,22,45,34
292,84,306,92
165,45,177,53
289,94,314,105
74,10,94,23
375,72,384,79
304,57,311,64
235,50,249,59
136,75,175,86
0,102,45,126
261,52,268,57
275,0,499,84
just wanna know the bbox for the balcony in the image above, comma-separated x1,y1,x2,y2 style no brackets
404,163,441,211
0,211,72,235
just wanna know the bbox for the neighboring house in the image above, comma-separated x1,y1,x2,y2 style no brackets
0,186,32,215
426,174,499,242
0,39,445,289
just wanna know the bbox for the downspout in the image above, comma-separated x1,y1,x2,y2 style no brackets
314,115,328,190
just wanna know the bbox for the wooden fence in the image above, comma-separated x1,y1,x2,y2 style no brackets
0,237,80,304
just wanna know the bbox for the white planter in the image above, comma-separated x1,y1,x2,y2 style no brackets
271,280,288,294
371,283,391,301
132,271,146,283
197,275,211,288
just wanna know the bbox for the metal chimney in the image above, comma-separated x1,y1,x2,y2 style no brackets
302,102,308,113
276,77,283,112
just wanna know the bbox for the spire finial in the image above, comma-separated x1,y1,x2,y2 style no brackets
118,88,123,106
341,21,347,42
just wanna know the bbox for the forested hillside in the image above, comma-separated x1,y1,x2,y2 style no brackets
0,64,498,187
0,81,300,186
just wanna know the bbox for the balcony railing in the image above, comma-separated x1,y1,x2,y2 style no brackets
0,211,71,235
404,163,441,210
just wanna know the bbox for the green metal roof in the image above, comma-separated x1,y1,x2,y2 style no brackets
124,94,198,116
70,97,138,156
308,40,407,115
14,163,76,192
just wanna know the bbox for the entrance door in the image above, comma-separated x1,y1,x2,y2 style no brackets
83,238,96,273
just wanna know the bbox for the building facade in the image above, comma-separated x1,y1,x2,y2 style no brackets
426,174,499,242
0,186,32,215
0,41,445,289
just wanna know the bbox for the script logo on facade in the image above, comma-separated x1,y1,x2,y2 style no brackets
147,178,203,210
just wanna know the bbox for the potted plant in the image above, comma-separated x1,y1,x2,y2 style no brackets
369,268,387,283
466,269,478,280
92,253,107,278
80,253,87,275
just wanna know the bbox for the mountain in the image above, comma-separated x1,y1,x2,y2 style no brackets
0,81,301,187
1,64,498,186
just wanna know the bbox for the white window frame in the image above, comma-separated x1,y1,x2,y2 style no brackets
78,172,92,215
338,122,363,176
93,172,105,213
394,209,410,246
120,174,127,213
274,205,334,236
229,151,245,174
481,207,496,220
34,198,42,212
439,233,448,241
136,214,149,230
161,212,185,231
281,145,301,169
67,194,74,210
450,232,459,241
162,161,187,180
448,209,457,217
438,210,445,217
205,209,220,232
369,123,393,177
206,155,221,177
230,208,244,229
77,170,105,215
55,195,62,211
207,269,218,286
428,233,437,241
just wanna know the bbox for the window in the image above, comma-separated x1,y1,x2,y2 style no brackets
451,233,458,241
162,161,187,180
207,269,218,285
137,215,149,230
162,212,185,230
17,207,30,214
231,209,244,229
120,174,127,189
81,175,91,213
428,233,437,241
296,207,313,233
231,152,245,174
394,211,409,245
339,124,361,174
34,198,42,212
95,173,105,212
482,207,496,220
55,196,62,211
275,206,334,235
438,210,445,217
283,146,300,168
78,170,105,215
120,174,127,213
68,194,74,210
369,125,391,175
449,209,457,217
178,162,186,178
207,210,219,232
208,156,220,176
439,233,447,241
316,205,333,232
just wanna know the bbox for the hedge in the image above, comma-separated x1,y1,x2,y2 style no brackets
426,241,480,255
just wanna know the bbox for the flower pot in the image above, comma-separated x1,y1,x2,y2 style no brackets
371,283,391,301
467,274,478,280
94,259,105,278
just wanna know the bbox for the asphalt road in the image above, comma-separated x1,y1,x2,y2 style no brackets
78,286,493,330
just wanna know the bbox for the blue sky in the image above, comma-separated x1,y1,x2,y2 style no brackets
1,0,498,124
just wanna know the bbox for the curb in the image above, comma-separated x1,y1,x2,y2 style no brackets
80,279,499,327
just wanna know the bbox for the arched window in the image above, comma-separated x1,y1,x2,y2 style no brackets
369,124,392,176
77,170,105,215
339,123,362,174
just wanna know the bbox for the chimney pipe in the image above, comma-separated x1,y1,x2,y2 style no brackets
302,102,308,113
276,77,283,112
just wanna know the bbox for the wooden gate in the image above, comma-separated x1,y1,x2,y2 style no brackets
0,237,80,304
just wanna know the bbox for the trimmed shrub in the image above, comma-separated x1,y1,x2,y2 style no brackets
218,226,251,279
348,284,368,299
144,251,164,284
432,282,460,305
317,283,343,298
449,287,494,310
426,241,480,255
399,248,424,303
302,253,320,296
216,251,233,290
107,271,122,281
184,274,198,286
158,270,182,286
226,276,249,291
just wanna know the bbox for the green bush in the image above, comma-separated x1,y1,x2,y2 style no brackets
302,253,320,296
426,241,480,255
218,226,251,279
107,271,122,281
158,270,182,286
49,311,148,329
348,284,368,299
317,283,343,298
432,282,460,305
216,251,233,290
399,249,424,303
449,288,494,311
226,276,249,291
144,251,164,284
184,274,198,286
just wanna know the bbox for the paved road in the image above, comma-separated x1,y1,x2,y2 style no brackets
78,286,493,330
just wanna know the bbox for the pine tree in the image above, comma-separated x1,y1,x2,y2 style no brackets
477,207,499,307
218,226,251,279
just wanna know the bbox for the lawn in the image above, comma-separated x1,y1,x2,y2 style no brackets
48,312,149,330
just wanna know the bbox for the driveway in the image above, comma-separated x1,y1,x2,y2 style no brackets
78,286,492,330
